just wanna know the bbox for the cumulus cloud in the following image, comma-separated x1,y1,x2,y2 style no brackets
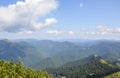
0,0,58,32
46,30,62,35
97,25,120,35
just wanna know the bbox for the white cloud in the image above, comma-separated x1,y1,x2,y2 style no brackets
68,31,75,35
0,0,58,32
116,28,120,33
97,25,111,32
46,30,62,35
97,25,120,35
26,31,33,34
18,30,33,34
45,18,57,26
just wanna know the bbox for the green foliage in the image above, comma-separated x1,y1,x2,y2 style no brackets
47,59,119,78
0,60,52,78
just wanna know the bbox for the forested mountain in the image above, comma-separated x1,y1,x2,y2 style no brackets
0,39,25,62
0,39,120,77
102,53,120,63
46,56,120,78
0,39,120,68
24,39,120,68
64,54,102,67
88,41,120,56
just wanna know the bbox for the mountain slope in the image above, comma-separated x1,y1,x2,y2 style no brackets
0,39,49,64
104,71,120,78
89,41,120,56
102,53,120,63
64,54,101,67
0,39,25,62
47,56,119,78
1,39,120,69
20,40,89,68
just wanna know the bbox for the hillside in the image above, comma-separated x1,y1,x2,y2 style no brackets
0,39,120,77
104,71,120,78
64,54,101,67
23,40,120,68
0,39,25,62
88,41,120,56
47,56,120,78
102,53,120,63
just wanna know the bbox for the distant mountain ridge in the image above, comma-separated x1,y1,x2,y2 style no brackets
0,39,25,62
0,39,120,68
64,54,102,67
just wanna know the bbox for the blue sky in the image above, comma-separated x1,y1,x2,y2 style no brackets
0,0,120,39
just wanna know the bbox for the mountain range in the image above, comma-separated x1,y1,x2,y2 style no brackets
0,39,120,69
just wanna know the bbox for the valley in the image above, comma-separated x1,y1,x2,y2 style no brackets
0,39,120,78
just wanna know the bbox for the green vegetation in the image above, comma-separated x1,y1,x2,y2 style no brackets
105,71,120,78
0,60,52,78
47,59,119,78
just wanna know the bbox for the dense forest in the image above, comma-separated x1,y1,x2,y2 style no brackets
0,60,52,78
47,58,120,78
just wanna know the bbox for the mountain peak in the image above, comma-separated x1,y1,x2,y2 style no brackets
88,54,101,61
93,54,98,57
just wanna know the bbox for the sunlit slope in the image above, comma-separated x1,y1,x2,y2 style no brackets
105,71,120,78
